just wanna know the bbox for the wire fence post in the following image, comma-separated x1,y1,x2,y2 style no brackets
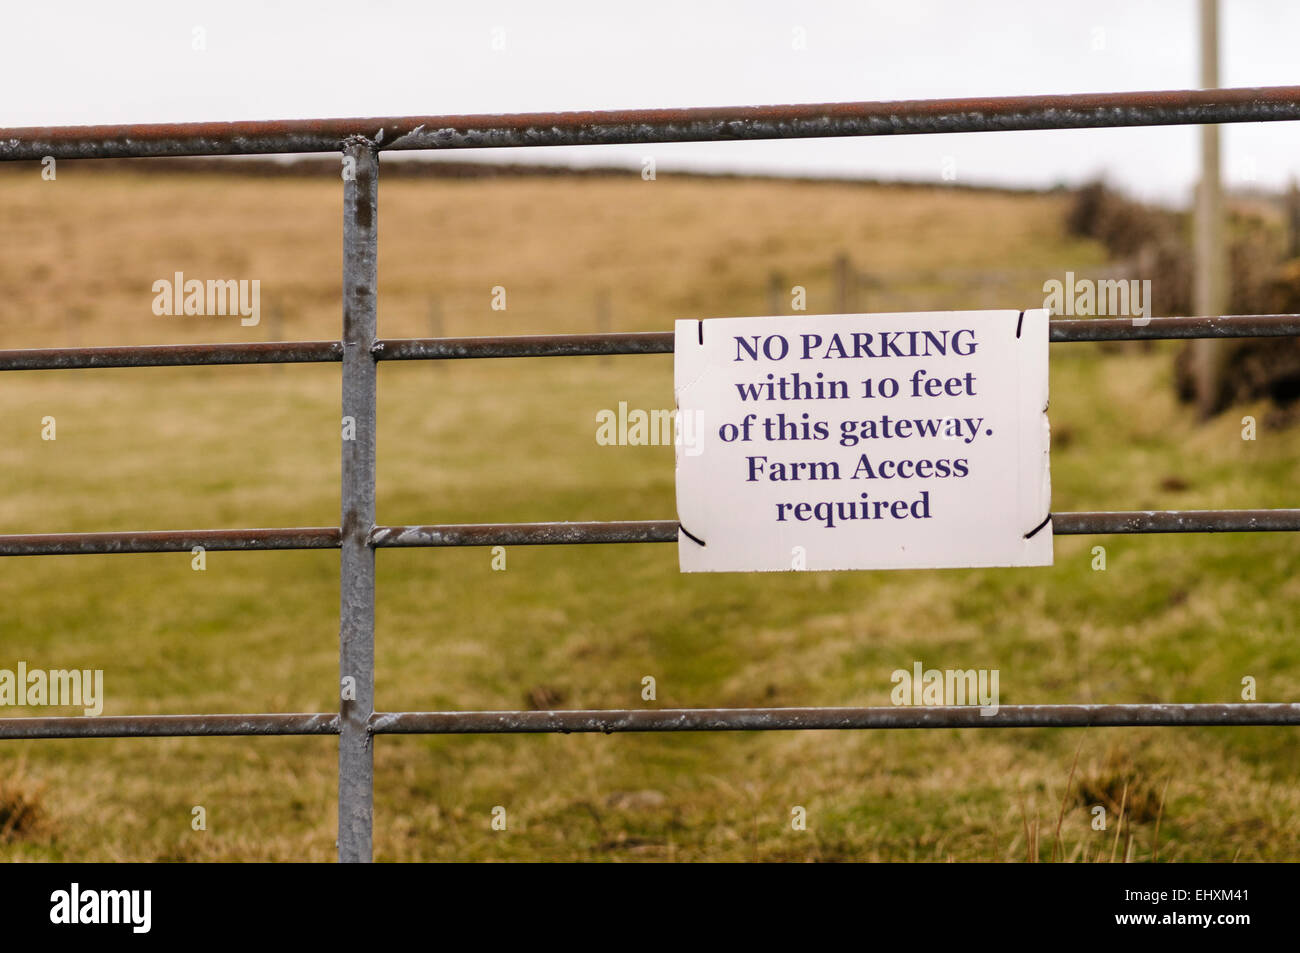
339,138,379,863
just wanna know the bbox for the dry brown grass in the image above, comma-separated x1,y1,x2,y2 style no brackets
0,763,52,844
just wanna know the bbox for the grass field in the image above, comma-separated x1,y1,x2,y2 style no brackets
0,165,1297,861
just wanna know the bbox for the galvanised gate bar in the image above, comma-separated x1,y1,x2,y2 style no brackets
2,86,1300,863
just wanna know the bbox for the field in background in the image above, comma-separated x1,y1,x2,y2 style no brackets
0,166,1297,861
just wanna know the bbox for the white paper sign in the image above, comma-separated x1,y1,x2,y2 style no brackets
674,310,1052,572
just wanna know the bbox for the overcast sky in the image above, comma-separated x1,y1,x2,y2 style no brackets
4,1,1298,204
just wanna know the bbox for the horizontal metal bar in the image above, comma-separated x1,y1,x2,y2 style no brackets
374,315,1300,362
0,713,339,739
0,528,340,556
371,511,1300,548
4,86,1300,161
3,510,1293,557
1051,510,1300,534
370,521,674,548
374,332,673,361
0,341,342,372
6,704,1294,739
1049,313,1300,341
371,703,1300,733
0,316,1293,374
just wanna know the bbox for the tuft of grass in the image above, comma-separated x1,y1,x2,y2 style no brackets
0,767,52,844
1075,748,1166,825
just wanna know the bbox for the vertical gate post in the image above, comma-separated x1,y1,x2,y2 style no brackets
339,138,379,862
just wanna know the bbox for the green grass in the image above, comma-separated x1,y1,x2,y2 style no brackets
0,169,1296,861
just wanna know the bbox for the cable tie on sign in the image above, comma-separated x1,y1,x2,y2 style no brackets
679,524,707,547
697,320,704,345
1015,309,1025,339
1024,513,1052,540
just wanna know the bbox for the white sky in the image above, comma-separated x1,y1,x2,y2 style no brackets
3,0,1298,204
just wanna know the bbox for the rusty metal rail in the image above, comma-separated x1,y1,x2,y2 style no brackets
3,86,1300,863
3,86,1300,161
0,527,340,556
2,509,1299,557
4,315,1300,371
371,703,1300,734
6,705,1300,740
0,340,342,371
0,713,339,739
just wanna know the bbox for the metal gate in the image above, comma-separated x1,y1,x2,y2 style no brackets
2,86,1300,863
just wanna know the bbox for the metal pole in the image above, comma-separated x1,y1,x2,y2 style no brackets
767,271,784,315
1288,180,1300,257
339,138,378,863
595,289,612,365
1193,0,1227,417
833,252,852,313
